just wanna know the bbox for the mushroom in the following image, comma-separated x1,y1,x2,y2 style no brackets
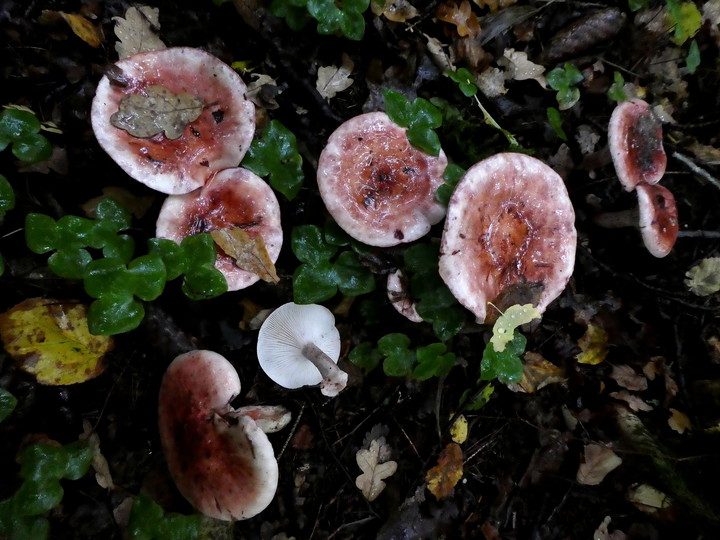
256,302,347,397
157,349,290,520
594,183,678,258
386,269,423,323
316,111,448,247
91,47,255,194
438,153,577,323
608,98,666,191
156,167,282,291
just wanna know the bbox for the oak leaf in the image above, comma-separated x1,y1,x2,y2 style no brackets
426,443,463,499
210,227,280,283
113,6,166,59
576,443,622,485
316,54,355,100
355,438,397,501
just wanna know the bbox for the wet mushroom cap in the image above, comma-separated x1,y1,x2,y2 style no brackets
608,98,666,191
316,111,447,247
257,302,341,389
439,153,577,323
636,183,678,258
157,350,279,520
156,167,282,291
91,47,255,194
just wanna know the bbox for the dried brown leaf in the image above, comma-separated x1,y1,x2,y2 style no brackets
371,0,419,22
355,438,397,501
668,408,692,434
576,443,622,485
610,364,648,391
110,85,204,140
506,351,566,393
113,6,166,59
211,227,280,284
610,390,653,412
436,1,481,38
316,54,355,100
60,12,103,48
426,443,463,499
471,0,518,12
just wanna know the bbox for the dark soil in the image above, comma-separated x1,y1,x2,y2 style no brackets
2,0,720,538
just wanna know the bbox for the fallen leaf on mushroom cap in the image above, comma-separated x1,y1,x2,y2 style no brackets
110,86,205,140
355,437,397,501
0,298,112,385
426,443,463,499
210,227,279,284
316,54,355,101
59,12,103,48
685,257,720,296
576,443,622,485
113,5,166,59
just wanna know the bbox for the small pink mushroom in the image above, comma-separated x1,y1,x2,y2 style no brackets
608,98,667,191
158,350,290,520
316,111,447,247
439,153,577,323
386,269,423,323
156,167,282,291
91,47,255,194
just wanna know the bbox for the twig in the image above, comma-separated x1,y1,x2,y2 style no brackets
677,230,720,238
672,151,720,190
277,402,305,460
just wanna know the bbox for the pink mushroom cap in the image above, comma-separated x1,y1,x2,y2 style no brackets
636,183,679,258
156,167,282,291
91,47,255,194
439,153,577,323
608,98,667,191
157,350,283,520
316,111,447,247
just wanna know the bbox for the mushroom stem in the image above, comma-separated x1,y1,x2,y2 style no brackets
301,343,348,397
592,207,639,228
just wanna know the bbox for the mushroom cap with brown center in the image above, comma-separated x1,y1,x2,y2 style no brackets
608,98,666,191
91,47,255,194
317,111,447,247
157,350,279,520
155,167,282,291
439,153,577,323
636,183,678,258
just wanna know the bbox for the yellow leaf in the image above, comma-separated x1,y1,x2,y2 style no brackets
576,324,609,365
668,408,692,434
426,443,463,499
60,12,103,48
449,414,467,444
490,304,540,352
0,298,112,385
211,227,280,283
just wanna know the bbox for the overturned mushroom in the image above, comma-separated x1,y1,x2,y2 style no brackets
439,153,577,323
386,269,422,323
608,98,666,191
158,349,290,520
91,47,255,194
316,111,447,247
156,167,282,291
257,302,346,397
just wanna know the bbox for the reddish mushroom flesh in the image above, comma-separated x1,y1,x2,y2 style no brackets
608,98,666,191
158,350,280,520
636,183,679,258
317,111,447,247
156,167,282,291
91,47,255,194
439,153,577,322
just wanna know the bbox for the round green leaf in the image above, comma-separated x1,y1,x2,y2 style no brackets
0,388,17,423
60,442,93,480
148,238,187,280
334,251,375,297
0,174,15,214
12,133,52,163
25,214,59,254
293,262,338,304
13,480,62,516
87,295,144,335
19,445,65,482
291,225,336,265
0,109,41,140
48,248,92,279
181,266,228,300
84,257,131,298
128,254,166,301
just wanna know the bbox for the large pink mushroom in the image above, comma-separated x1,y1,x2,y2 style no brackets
156,167,282,291
608,98,666,191
439,153,577,323
158,350,290,520
316,111,447,247
91,47,255,194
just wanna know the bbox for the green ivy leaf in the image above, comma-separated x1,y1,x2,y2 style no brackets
349,342,382,373
435,163,464,206
334,250,375,296
128,494,200,540
95,197,132,230
18,445,65,482
88,294,145,335
0,109,41,140
25,214,59,253
148,238,187,280
181,234,217,269
84,258,132,298
413,343,455,380
243,120,304,200
0,389,17,423
12,480,62,516
546,107,567,141
447,68,478,98
47,248,92,279
293,261,338,304
269,0,309,31
181,266,227,300
12,133,52,163
0,174,15,215
546,63,583,110
607,72,628,102
102,235,135,263
428,306,466,342
378,333,415,377
480,332,526,384
128,254,166,301
292,225,336,265
59,442,93,481
383,90,443,156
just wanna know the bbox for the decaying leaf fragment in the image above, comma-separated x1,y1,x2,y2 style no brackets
0,298,113,385
426,443,463,499
110,85,204,140
576,324,609,365
436,1,481,38
498,49,546,88
81,420,114,489
490,304,541,353
355,438,398,501
371,0,419,22
668,408,692,434
685,257,720,296
211,227,280,283
627,483,671,513
316,54,355,100
113,5,166,59
576,443,622,485
506,351,566,393
60,12,103,48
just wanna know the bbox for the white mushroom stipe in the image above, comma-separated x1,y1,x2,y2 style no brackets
257,303,346,397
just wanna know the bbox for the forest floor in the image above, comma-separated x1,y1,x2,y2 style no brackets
2,0,720,538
